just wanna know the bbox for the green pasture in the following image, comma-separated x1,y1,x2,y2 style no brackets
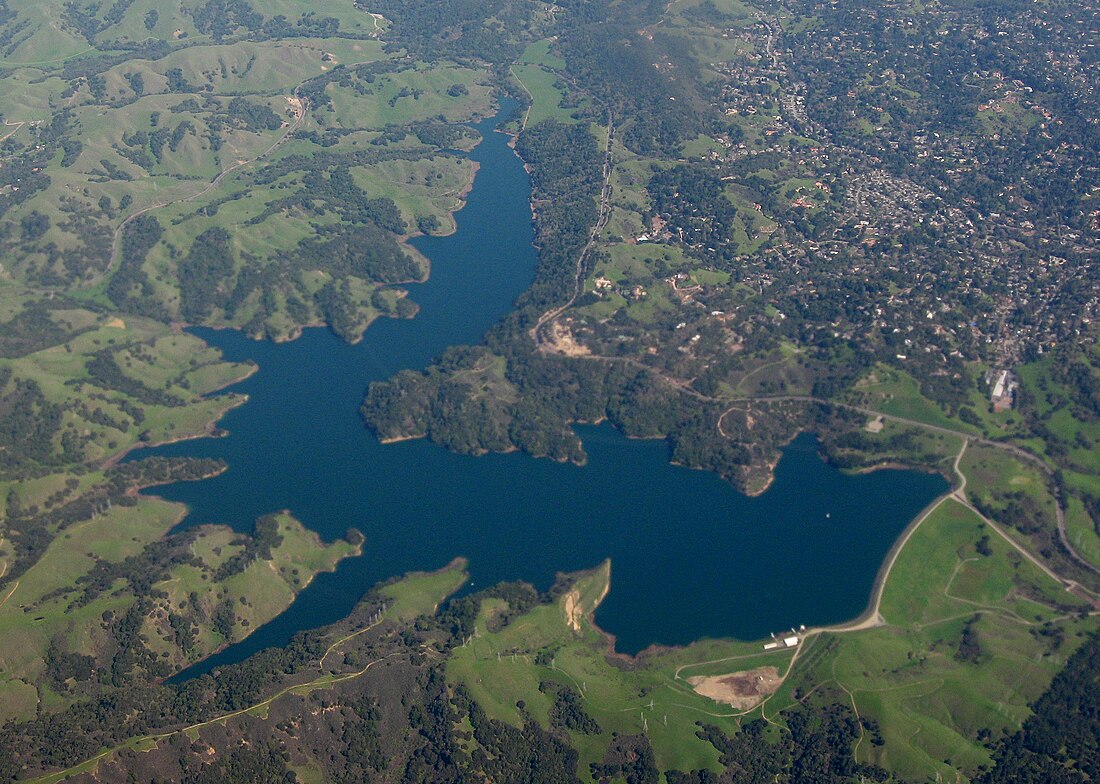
0,502,358,723
380,559,469,621
849,364,980,433
518,38,565,70
326,63,492,129
513,63,575,126
961,444,1056,517
350,155,478,235
727,346,814,396
447,560,820,779
0,496,183,720
830,418,962,474
1064,496,1100,570
3,315,249,461
143,513,358,666
0,0,89,65
801,498,1092,781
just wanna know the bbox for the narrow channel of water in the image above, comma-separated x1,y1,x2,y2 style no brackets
140,99,947,678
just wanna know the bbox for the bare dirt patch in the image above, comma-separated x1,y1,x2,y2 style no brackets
563,569,610,632
105,317,126,329
687,666,782,709
545,322,591,357
564,590,582,631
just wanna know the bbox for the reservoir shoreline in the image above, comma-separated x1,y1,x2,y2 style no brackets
139,98,948,680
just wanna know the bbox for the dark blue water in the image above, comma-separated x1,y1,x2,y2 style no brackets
140,100,947,678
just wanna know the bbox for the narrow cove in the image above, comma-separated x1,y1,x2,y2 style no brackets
137,99,948,678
